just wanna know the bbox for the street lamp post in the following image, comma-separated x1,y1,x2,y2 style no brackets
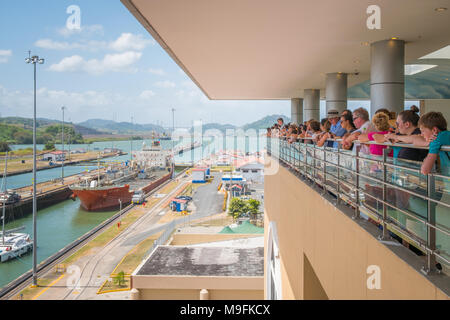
130,116,133,163
61,106,66,185
171,108,175,178
25,53,45,287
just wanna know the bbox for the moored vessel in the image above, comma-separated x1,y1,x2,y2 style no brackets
70,141,172,211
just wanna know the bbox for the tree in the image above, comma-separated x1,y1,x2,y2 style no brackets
0,142,10,152
113,271,126,287
44,142,55,151
228,198,249,219
247,199,261,216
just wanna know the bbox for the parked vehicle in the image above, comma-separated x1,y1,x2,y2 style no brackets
131,190,145,204
176,195,192,202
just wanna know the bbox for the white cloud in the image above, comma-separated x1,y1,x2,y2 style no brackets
35,39,107,51
148,68,166,76
48,51,142,75
35,33,153,52
0,50,12,63
155,80,176,88
139,90,156,100
48,55,85,72
109,33,155,52
57,24,104,38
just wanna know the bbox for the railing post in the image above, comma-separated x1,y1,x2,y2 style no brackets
336,144,340,204
379,147,390,240
313,145,317,182
322,146,327,195
421,174,438,275
286,142,293,168
352,145,360,220
303,142,307,176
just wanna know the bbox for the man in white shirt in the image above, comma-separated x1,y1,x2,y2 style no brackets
341,107,374,153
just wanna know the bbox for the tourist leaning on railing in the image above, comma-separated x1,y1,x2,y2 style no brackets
327,109,347,148
383,106,428,162
339,112,357,150
359,112,393,157
341,107,374,153
417,112,450,177
315,119,332,147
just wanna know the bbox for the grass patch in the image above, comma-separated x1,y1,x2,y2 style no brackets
111,234,161,275
64,179,180,265
98,278,130,293
98,232,163,294
63,208,148,265
159,180,178,195
191,216,234,227
15,274,58,300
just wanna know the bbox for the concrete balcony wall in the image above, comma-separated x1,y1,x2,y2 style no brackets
264,158,449,299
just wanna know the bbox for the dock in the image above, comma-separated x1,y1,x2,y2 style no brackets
0,151,126,178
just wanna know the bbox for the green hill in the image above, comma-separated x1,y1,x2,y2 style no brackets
78,119,166,134
241,114,290,131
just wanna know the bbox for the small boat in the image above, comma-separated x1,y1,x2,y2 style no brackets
0,230,33,262
1,152,33,263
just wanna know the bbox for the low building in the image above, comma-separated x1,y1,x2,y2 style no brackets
235,161,264,183
131,245,263,300
192,168,207,183
42,151,66,162
222,173,247,194
170,198,188,212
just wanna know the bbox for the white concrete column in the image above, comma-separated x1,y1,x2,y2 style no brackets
370,39,405,118
200,289,210,300
303,89,320,121
131,288,140,300
326,73,347,114
291,98,303,125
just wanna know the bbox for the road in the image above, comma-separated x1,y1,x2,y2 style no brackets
191,172,224,219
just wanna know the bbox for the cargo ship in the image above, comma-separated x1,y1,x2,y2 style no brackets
70,141,172,211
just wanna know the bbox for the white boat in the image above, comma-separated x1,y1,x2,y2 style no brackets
0,231,33,262
1,152,33,263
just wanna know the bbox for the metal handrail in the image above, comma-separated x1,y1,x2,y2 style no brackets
276,135,450,152
267,137,450,274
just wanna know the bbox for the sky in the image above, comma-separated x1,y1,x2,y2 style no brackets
0,0,294,127
0,1,423,128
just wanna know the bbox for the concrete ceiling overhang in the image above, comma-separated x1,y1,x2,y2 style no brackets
121,0,450,100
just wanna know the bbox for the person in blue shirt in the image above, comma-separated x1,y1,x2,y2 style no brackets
416,112,450,177
327,109,347,148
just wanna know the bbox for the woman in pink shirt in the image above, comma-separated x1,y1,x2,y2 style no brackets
367,112,393,156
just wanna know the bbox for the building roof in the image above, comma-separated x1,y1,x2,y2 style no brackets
136,246,264,277
232,221,264,234
122,0,450,99
218,226,235,234
171,198,187,203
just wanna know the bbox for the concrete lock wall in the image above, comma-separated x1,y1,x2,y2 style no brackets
264,160,449,300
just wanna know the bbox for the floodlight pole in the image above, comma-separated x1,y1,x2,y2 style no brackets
26,53,44,287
